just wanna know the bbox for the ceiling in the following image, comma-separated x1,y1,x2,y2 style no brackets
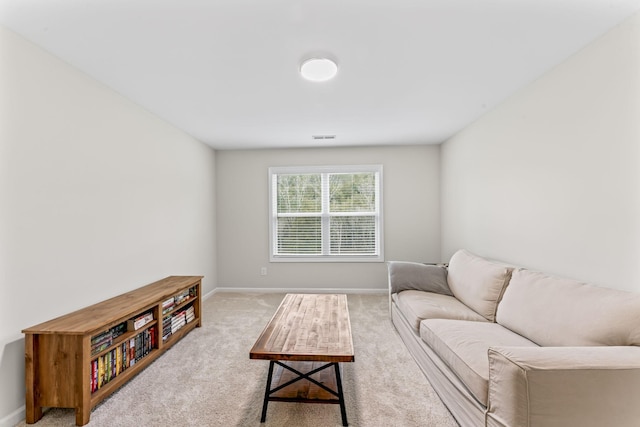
1,1,639,150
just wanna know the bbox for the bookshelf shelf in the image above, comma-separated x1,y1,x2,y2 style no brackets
22,276,203,426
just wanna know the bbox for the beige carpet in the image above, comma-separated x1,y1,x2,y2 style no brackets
15,292,457,427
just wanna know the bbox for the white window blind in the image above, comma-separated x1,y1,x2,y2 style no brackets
269,165,383,262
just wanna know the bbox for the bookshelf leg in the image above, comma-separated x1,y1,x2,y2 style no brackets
24,372,42,424
24,334,42,424
24,404,42,424
76,335,91,426
75,406,90,426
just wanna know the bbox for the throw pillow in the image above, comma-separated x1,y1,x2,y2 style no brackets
388,261,452,296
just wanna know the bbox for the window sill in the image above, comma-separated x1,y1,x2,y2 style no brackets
270,255,384,263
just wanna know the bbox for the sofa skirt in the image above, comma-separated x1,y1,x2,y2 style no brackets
391,301,487,427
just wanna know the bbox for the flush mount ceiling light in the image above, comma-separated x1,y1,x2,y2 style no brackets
300,58,338,82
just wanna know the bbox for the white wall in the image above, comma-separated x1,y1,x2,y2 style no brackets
0,26,217,426
216,145,440,291
441,12,640,291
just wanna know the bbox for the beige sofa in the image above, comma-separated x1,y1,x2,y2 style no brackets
388,249,640,427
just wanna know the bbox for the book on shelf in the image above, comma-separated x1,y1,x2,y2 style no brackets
186,306,195,323
170,311,185,324
135,334,142,361
90,330,113,356
121,341,129,372
159,305,196,338
91,339,112,356
171,321,184,334
127,311,154,331
127,328,154,363
105,351,112,383
150,326,156,349
90,321,128,356
115,346,122,376
174,289,191,304
143,330,148,357
162,297,175,314
91,343,131,394
129,337,136,367
111,322,126,339
144,328,152,356
112,349,117,379
97,356,105,389
91,359,98,392
162,314,173,342
170,311,187,333
91,329,110,344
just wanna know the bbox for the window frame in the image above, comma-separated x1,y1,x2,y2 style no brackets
269,164,384,263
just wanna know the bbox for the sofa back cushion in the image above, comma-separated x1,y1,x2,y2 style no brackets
446,250,513,322
497,268,640,346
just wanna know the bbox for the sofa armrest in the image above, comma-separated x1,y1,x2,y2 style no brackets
387,261,451,296
487,346,640,427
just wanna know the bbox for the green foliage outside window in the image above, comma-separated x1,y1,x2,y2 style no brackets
275,171,377,256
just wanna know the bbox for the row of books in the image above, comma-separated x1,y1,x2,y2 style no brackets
174,288,191,305
162,305,196,342
185,305,196,323
91,311,153,356
90,322,126,356
91,287,196,360
90,327,156,393
127,310,154,331
161,286,198,315
162,296,175,315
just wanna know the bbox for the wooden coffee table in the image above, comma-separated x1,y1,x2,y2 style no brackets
250,293,354,426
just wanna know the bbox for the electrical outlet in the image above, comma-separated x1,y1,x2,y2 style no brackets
260,267,267,276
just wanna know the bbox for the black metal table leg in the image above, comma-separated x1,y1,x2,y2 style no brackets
260,361,275,423
260,360,349,425
334,363,348,426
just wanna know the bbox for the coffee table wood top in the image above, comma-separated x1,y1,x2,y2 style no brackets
250,294,354,363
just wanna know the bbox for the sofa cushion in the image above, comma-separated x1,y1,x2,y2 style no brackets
420,319,539,406
446,249,513,322
395,290,487,332
388,262,452,296
497,268,640,346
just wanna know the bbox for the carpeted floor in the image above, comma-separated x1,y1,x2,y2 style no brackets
14,292,457,427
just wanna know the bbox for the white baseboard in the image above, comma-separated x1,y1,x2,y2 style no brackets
202,288,216,301
212,287,387,295
0,406,25,427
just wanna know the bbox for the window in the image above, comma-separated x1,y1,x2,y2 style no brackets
269,165,383,262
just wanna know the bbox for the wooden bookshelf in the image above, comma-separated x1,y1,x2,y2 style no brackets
22,275,203,426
